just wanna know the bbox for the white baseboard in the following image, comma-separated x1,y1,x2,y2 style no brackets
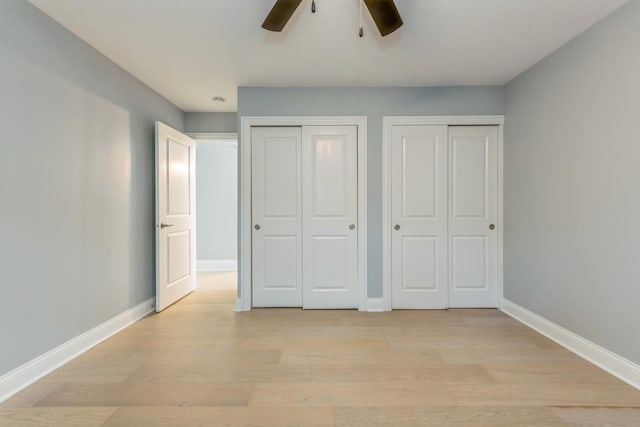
366,298,385,312
0,298,155,403
502,299,640,390
197,259,237,272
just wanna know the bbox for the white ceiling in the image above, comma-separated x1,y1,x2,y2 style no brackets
29,0,627,112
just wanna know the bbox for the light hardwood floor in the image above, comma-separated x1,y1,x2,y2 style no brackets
2,272,640,426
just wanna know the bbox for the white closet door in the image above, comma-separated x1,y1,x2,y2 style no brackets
448,126,498,308
251,127,302,307
391,125,448,309
302,126,358,309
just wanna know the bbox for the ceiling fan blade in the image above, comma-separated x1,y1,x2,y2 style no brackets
363,0,403,37
262,0,303,32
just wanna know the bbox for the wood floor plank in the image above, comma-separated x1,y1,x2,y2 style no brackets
550,406,640,425
0,407,116,426
125,363,312,384
437,346,579,364
334,406,569,427
103,406,334,427
281,349,444,366
483,360,623,384
385,335,537,350
0,384,62,409
38,363,140,384
311,365,418,383
249,382,455,407
34,383,253,407
239,336,389,352
449,383,640,407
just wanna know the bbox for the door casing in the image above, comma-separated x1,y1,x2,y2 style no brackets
382,116,505,312
238,117,368,311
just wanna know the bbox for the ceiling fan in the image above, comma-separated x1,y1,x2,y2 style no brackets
262,0,403,37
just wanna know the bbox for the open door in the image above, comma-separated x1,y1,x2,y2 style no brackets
155,122,196,312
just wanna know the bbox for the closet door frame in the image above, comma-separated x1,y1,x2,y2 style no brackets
238,116,368,312
382,116,505,312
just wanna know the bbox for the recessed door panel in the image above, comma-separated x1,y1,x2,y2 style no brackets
167,230,191,285
452,236,487,289
312,236,348,290
252,127,302,307
402,136,437,218
312,136,347,217
449,126,498,307
264,236,299,289
303,126,358,309
452,136,487,218
391,125,448,309
263,137,298,218
167,139,191,216
401,236,437,290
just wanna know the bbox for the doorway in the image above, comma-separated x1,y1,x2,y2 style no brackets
191,133,239,301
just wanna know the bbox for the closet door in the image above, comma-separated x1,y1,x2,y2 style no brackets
448,126,498,307
251,127,302,307
302,126,358,309
391,125,448,309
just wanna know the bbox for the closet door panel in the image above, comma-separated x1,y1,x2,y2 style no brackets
302,126,358,309
391,125,448,309
448,126,498,308
252,127,303,307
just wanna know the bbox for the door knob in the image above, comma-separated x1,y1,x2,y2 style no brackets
349,224,356,230
394,224,400,231
160,223,174,229
254,224,261,230
489,224,495,230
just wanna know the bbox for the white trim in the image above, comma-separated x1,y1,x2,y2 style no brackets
188,132,238,141
197,259,237,272
366,298,385,312
0,298,154,403
239,116,368,311
381,115,504,126
382,116,505,311
235,298,243,312
502,299,640,390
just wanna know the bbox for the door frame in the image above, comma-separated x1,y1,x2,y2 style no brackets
238,116,368,311
382,116,505,312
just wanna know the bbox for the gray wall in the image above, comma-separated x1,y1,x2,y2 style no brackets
238,87,504,298
504,0,640,364
0,0,184,376
185,112,237,133
196,143,238,261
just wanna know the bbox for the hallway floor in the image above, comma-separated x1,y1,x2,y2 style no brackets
1,272,639,426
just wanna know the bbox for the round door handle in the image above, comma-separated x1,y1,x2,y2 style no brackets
394,224,400,231
349,224,356,230
254,224,261,231
489,224,495,230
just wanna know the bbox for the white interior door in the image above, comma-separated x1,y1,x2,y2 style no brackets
302,126,358,309
448,126,498,307
391,125,448,309
251,127,303,307
155,121,196,312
